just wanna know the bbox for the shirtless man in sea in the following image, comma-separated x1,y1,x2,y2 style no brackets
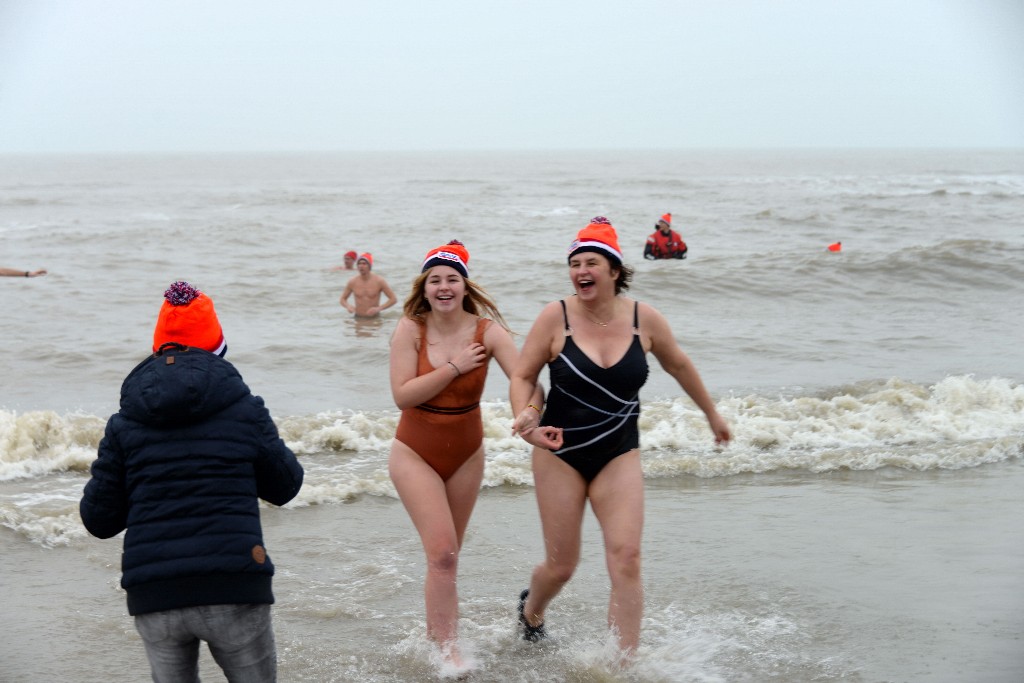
339,253,397,317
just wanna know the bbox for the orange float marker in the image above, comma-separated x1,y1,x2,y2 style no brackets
827,241,842,252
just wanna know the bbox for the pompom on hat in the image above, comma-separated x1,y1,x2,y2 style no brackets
422,240,470,278
567,216,623,266
357,252,373,268
152,281,227,357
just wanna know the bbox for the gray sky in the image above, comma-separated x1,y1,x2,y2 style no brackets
1,0,1022,153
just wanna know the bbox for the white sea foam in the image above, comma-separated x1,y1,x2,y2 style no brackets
3,376,1021,485
3,374,1020,548
0,410,105,481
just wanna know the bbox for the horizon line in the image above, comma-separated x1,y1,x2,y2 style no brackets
2,145,1023,156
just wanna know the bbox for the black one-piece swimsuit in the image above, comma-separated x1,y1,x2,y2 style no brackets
541,299,649,482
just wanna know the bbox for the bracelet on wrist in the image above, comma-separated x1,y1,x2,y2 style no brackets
447,361,461,376
527,403,541,413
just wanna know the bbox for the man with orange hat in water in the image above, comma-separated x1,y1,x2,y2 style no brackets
330,250,359,272
340,252,398,317
643,213,688,260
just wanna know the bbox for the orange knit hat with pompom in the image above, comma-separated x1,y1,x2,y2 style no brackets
567,217,623,266
152,281,227,356
422,240,470,277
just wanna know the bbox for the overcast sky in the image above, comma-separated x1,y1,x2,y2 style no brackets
1,0,1021,153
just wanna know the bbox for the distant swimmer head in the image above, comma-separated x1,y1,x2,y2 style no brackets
422,240,470,278
357,252,373,269
153,281,227,357
568,216,623,267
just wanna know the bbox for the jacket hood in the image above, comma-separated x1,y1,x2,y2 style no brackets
119,347,251,426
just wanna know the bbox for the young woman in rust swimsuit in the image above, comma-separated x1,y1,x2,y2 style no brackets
388,239,559,668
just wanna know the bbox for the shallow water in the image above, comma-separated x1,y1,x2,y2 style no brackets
3,464,1022,681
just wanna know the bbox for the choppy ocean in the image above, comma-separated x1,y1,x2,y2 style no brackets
2,149,1022,682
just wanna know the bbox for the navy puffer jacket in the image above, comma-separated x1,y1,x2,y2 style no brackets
80,345,304,616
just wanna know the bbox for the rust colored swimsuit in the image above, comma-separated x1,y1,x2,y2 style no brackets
395,318,491,480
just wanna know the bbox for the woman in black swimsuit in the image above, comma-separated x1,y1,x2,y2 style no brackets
510,217,731,656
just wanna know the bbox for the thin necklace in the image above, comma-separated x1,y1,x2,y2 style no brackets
581,304,614,327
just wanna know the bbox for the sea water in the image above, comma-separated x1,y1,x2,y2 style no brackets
2,149,1022,681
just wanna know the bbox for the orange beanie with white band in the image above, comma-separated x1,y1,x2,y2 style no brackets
567,216,623,266
422,240,470,277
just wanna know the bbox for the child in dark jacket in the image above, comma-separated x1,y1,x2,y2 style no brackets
81,281,304,683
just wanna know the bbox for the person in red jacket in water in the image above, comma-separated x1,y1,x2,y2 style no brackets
643,213,688,260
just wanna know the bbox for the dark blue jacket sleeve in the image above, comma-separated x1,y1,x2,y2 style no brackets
250,397,304,506
80,418,130,539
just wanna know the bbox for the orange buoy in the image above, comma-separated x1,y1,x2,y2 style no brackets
827,241,842,252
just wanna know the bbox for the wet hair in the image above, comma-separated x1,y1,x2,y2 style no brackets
402,268,510,332
613,263,634,295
